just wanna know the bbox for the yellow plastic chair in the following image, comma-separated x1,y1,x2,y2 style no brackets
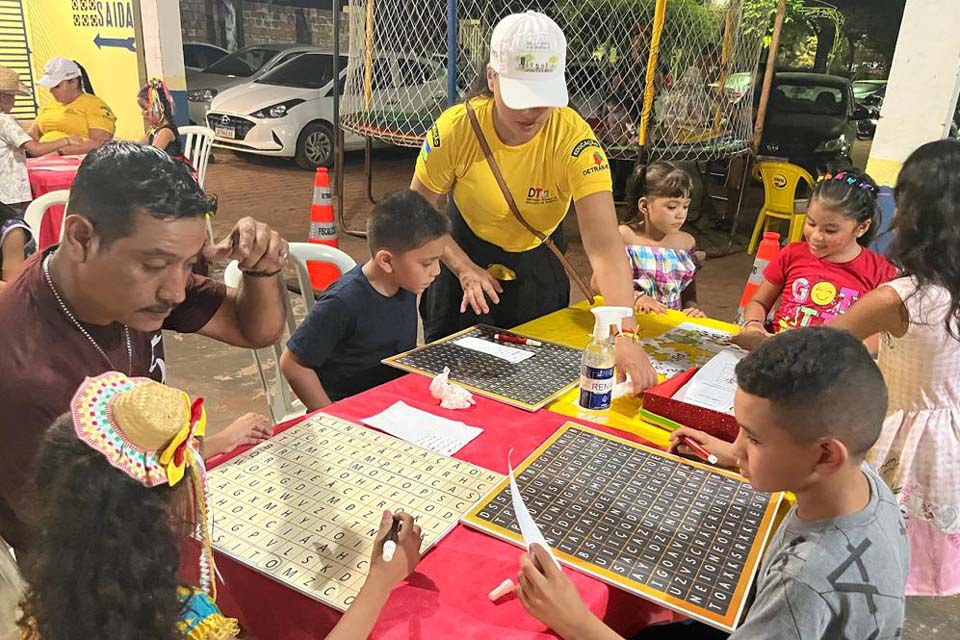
747,161,815,254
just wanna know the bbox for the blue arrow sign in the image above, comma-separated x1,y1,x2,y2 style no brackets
93,34,136,52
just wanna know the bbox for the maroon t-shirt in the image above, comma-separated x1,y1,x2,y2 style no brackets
0,249,226,548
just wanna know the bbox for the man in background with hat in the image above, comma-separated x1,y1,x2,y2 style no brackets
0,141,288,553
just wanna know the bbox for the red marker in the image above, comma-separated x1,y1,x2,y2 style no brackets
680,436,719,465
494,333,542,347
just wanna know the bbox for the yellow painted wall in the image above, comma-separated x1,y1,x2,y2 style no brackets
23,0,143,139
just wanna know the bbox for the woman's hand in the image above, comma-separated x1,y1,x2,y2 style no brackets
634,293,668,315
668,426,738,468
682,306,706,318
614,336,658,392
458,264,503,315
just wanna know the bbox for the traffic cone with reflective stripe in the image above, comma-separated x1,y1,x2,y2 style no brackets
737,231,780,324
306,167,340,291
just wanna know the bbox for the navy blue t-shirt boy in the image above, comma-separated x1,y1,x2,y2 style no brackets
286,265,416,401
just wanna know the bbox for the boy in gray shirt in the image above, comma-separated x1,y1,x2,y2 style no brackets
512,327,909,640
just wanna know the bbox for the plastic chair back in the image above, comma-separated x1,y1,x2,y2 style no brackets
23,189,70,244
224,244,356,423
757,161,815,215
179,125,215,188
288,242,357,315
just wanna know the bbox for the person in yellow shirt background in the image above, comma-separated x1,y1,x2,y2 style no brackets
412,11,658,391
27,58,115,156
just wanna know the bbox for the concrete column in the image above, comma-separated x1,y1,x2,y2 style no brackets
866,0,960,186
136,0,189,126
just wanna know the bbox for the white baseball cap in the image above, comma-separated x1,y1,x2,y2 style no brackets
489,11,568,110
37,57,81,89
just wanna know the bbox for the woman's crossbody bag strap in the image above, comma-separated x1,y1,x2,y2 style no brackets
464,100,594,303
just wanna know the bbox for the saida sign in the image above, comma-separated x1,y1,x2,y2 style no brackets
22,0,142,139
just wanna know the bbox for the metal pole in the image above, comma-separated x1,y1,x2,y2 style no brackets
638,0,667,155
446,0,458,106
332,0,342,200
752,0,787,155
337,1,367,238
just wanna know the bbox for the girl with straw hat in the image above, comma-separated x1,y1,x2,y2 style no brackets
17,373,423,639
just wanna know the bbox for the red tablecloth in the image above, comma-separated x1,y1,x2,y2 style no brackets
204,374,679,640
26,156,82,250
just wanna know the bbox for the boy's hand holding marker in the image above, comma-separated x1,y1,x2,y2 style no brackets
366,510,422,592
668,427,738,469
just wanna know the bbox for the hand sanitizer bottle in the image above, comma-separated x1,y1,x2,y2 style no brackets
579,306,632,411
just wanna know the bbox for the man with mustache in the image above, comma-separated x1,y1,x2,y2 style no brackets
0,141,288,552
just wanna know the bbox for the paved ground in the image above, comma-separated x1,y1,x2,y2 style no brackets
166,144,957,637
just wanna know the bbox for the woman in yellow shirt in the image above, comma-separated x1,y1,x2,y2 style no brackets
27,58,115,155
412,11,657,391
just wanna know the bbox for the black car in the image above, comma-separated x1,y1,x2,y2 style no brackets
758,72,865,175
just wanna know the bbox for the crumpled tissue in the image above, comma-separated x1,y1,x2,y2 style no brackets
429,367,476,410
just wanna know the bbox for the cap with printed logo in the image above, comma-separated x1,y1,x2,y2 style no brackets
37,57,81,89
489,11,568,110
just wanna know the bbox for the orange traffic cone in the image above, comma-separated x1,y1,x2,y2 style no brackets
306,167,340,291
737,231,780,324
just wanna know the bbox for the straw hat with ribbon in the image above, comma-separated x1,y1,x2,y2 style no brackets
70,371,219,599
0,66,30,96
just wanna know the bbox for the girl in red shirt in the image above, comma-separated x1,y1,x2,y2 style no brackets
738,168,897,339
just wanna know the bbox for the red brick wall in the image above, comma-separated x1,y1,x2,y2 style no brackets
179,0,349,48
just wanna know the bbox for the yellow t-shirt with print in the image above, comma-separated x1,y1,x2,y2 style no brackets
35,92,116,142
414,96,612,252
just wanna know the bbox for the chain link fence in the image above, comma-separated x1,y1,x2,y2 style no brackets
341,0,764,163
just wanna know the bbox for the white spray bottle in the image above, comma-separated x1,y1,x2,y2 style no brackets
579,306,633,411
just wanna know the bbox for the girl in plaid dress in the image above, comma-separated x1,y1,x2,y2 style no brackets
613,161,704,317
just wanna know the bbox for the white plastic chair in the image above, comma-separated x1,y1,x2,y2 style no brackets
179,125,215,188
24,189,70,245
180,126,216,242
224,242,357,424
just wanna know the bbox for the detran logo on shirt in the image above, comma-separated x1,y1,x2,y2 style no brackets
582,149,609,176
526,186,559,205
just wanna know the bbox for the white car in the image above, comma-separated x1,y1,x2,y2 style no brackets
206,51,445,169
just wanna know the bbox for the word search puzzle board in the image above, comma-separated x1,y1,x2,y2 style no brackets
463,423,782,631
208,413,503,611
643,322,734,378
384,325,582,411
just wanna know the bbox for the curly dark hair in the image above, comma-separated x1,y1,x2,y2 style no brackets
810,167,880,247
67,141,217,244
892,138,960,340
367,190,451,255
18,414,183,640
736,327,887,457
621,161,693,225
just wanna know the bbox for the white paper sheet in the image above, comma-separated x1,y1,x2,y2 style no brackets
508,450,560,569
362,401,482,456
674,348,745,415
453,336,536,364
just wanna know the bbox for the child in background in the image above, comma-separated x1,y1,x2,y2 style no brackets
830,139,960,596
607,161,704,317
514,328,908,640
0,202,35,290
137,79,184,159
0,65,81,213
737,168,897,343
281,190,450,410
19,372,422,639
